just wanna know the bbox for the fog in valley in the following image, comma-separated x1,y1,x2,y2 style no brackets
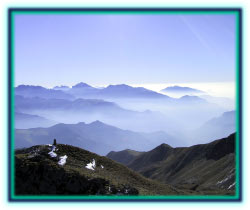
14,83,236,155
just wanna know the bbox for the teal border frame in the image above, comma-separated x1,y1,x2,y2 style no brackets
8,8,243,202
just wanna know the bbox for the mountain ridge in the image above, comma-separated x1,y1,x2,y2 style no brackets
15,144,182,195
107,133,236,194
15,85,74,100
15,120,180,155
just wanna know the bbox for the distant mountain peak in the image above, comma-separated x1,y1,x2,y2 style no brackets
16,85,45,90
154,143,172,150
161,86,204,93
72,82,93,88
106,84,132,89
89,120,106,126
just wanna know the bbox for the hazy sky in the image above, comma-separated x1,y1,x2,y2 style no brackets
14,13,236,88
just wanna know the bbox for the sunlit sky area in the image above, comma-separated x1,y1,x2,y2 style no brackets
14,13,236,99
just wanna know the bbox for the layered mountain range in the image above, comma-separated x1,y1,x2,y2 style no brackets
15,120,181,155
15,83,235,148
14,82,236,196
107,133,236,194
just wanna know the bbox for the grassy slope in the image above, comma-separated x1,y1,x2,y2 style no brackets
106,149,145,165
110,134,236,195
15,144,183,195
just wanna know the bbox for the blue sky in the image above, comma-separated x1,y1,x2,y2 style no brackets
14,13,236,87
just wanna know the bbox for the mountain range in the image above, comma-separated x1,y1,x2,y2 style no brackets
65,83,170,99
15,120,182,155
15,83,233,145
17,83,209,103
13,82,237,196
107,133,235,194
15,85,74,100
14,94,183,134
15,94,129,115
16,83,169,100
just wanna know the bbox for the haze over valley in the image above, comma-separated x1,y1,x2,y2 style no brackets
15,82,236,154
13,13,238,196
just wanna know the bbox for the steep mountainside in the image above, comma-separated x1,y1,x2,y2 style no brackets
15,121,180,155
108,134,236,195
15,144,182,195
107,149,145,165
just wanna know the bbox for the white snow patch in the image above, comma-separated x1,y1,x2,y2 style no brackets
101,165,104,169
85,159,96,171
228,182,235,189
48,151,57,158
216,173,234,185
58,155,68,166
217,177,229,185
48,145,57,158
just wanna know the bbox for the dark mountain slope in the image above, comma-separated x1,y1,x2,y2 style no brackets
15,144,182,195
107,149,145,165
109,134,236,195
